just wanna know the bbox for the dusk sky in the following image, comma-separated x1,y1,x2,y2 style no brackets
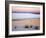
12,6,40,19
12,7,40,14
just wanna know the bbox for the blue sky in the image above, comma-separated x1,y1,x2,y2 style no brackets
12,13,40,19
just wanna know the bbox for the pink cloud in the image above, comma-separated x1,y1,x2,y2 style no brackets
12,7,40,13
